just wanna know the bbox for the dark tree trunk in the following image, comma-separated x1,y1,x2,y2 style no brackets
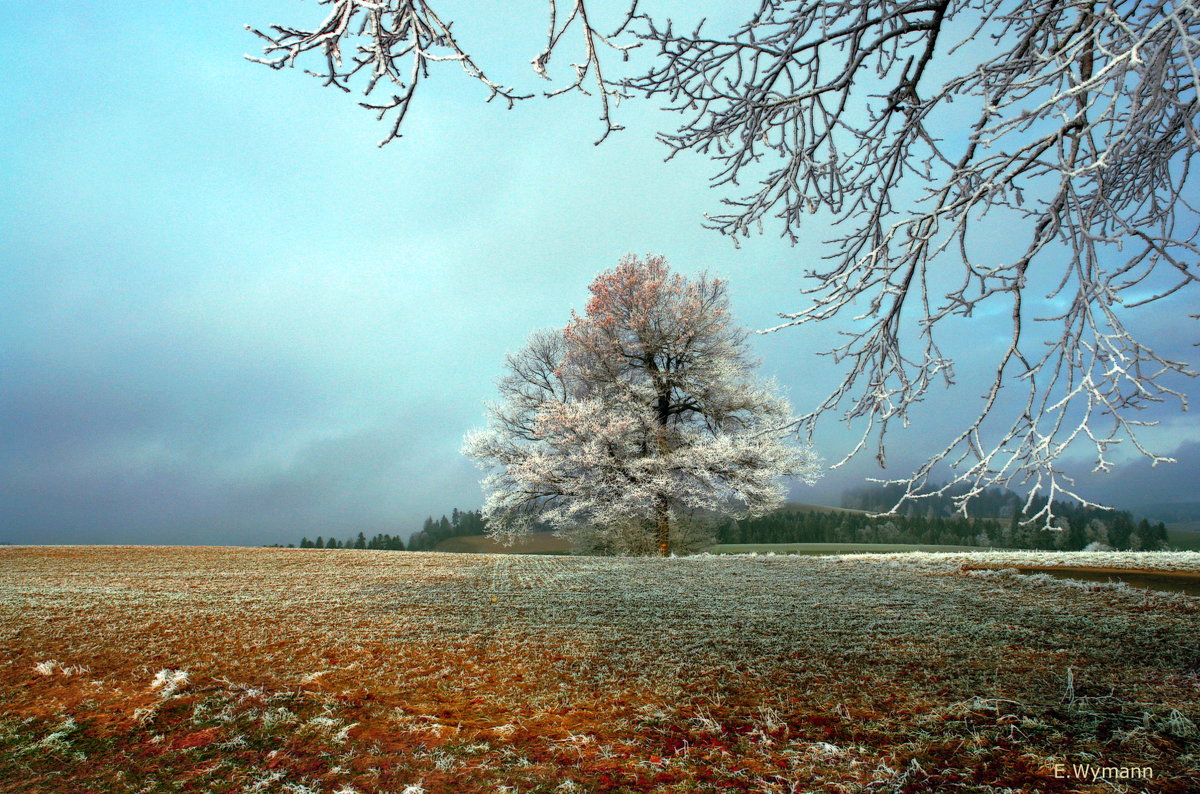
654,389,672,557
655,494,670,557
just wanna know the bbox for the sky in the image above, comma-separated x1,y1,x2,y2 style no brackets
2,2,1197,546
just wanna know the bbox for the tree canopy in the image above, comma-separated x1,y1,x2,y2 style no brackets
464,255,821,555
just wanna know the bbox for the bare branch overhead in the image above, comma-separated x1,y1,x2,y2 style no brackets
249,1,1199,521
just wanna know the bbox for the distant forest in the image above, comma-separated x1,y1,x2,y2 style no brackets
293,531,406,550
718,507,1168,550
281,509,486,551
285,485,1172,553
742,483,1170,551
406,509,486,551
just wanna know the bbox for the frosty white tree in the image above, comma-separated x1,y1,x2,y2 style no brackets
463,255,821,556
251,2,1198,521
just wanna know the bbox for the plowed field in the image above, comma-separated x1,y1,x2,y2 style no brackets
2,547,1198,792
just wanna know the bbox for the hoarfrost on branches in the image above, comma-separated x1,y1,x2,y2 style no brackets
463,254,821,556
244,0,639,145
249,2,1199,520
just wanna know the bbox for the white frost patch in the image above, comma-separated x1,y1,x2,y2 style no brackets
806,741,845,757
301,714,356,742
688,710,723,734
18,716,80,757
40,716,77,748
34,660,89,677
333,722,359,743
1148,709,1198,738
491,722,518,739
281,785,322,794
262,706,298,727
244,770,285,792
828,549,1200,573
149,668,189,697
964,566,1155,594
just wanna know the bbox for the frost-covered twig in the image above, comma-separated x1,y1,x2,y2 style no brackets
249,2,1200,518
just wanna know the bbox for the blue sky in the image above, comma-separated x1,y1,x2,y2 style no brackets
2,2,1197,545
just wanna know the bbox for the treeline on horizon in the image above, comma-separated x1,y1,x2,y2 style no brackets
277,509,486,552
715,483,1168,551
406,509,486,551
293,531,406,550
280,484,1172,553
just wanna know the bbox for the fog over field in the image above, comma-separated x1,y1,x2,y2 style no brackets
1,3,1197,547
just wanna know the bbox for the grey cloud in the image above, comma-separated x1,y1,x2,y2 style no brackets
1069,440,1200,510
